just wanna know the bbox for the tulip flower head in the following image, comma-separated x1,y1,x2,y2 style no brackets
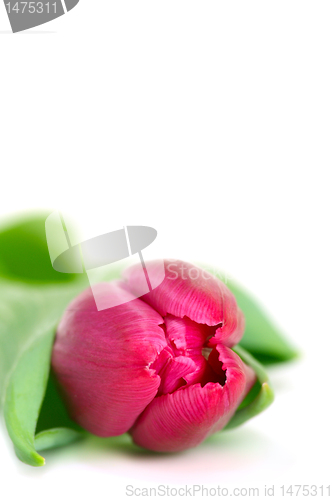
52,260,256,452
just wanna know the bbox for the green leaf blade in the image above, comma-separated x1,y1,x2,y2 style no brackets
35,428,83,452
227,280,298,364
3,332,55,467
0,212,78,284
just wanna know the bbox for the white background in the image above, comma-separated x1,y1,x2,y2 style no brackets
0,2,332,499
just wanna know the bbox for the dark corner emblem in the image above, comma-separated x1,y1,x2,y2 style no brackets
3,0,80,33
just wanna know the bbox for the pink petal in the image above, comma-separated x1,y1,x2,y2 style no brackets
52,282,167,437
151,347,197,395
164,314,213,355
163,314,219,386
209,307,245,348
130,347,256,452
123,259,244,347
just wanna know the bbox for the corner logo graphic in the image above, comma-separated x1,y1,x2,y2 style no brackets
4,0,79,33
45,211,165,311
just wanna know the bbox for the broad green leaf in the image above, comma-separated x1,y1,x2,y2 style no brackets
225,345,274,430
0,281,86,466
4,332,55,466
0,213,89,465
0,278,86,403
0,211,78,284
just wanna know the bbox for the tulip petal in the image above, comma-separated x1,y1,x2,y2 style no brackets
164,314,213,355
130,347,255,452
163,314,223,386
151,347,197,395
210,307,245,348
123,260,244,347
52,282,167,437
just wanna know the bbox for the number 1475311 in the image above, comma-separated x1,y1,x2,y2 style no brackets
5,2,57,14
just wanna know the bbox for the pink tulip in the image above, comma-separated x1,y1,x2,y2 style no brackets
52,260,256,452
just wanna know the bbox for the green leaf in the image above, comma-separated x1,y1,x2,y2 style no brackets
36,371,83,434
0,281,89,466
0,279,86,403
35,428,83,452
0,211,78,284
0,212,89,465
227,280,298,364
4,332,54,466
225,345,274,430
